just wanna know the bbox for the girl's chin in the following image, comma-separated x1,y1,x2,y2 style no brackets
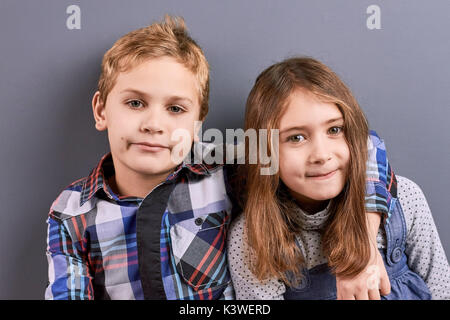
291,190,342,208
308,191,342,202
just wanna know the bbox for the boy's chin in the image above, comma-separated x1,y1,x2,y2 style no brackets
129,159,181,177
137,165,179,177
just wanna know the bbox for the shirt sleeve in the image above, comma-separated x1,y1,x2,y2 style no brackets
219,280,236,300
397,176,450,300
45,214,94,300
227,213,285,300
365,130,396,218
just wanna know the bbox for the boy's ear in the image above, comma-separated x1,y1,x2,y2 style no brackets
92,91,107,131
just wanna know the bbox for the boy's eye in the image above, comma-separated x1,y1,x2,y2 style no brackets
127,100,144,108
328,126,343,135
168,105,184,113
288,134,305,143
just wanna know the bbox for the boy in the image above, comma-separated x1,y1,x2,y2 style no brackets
46,16,393,300
46,16,233,300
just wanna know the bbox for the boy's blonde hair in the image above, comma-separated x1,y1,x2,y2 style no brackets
98,15,210,119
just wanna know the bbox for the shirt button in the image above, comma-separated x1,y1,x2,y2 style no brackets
391,247,402,263
195,217,203,226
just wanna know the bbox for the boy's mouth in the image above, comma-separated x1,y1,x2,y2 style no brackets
132,142,169,152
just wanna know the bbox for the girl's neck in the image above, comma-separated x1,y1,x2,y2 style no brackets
296,199,330,215
288,189,330,214
278,182,330,215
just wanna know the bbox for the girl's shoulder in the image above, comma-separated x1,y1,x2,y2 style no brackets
396,175,431,235
229,211,246,239
396,175,429,212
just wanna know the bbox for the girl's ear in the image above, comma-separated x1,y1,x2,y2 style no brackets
92,91,107,131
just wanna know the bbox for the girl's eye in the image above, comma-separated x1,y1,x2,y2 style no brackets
288,134,305,143
328,126,343,135
168,105,184,113
127,100,143,108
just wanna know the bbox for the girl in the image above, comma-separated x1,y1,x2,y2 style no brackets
227,57,450,299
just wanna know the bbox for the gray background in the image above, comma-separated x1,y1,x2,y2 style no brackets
0,0,448,299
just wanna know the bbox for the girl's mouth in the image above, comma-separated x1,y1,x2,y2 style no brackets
306,169,338,180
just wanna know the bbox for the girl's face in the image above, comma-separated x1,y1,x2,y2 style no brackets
278,89,350,212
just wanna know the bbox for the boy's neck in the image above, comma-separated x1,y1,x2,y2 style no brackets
110,160,175,199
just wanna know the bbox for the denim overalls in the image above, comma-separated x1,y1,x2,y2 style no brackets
283,198,432,300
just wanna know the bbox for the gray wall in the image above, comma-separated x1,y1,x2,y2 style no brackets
1,0,448,299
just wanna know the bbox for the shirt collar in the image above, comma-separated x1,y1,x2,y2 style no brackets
79,145,222,207
171,142,224,178
79,153,117,207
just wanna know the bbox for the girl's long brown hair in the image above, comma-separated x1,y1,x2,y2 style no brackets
242,57,370,284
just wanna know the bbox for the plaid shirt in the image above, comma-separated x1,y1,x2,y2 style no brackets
365,130,396,221
45,132,394,300
45,148,234,300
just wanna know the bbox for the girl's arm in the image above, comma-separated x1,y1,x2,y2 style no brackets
397,176,450,299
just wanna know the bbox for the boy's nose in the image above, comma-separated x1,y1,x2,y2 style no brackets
140,110,163,134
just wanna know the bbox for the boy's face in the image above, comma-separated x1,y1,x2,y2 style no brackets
93,56,201,181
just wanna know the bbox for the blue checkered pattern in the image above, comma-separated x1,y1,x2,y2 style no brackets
45,150,234,300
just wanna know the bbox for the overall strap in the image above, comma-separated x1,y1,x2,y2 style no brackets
383,197,408,267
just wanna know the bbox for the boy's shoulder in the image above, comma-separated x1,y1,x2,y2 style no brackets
184,142,243,190
48,176,98,222
368,130,386,150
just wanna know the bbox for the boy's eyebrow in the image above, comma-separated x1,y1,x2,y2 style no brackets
280,117,344,134
168,96,194,105
120,88,149,96
119,88,194,104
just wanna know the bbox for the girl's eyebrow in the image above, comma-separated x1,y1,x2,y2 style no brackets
280,126,307,135
325,117,344,124
280,117,344,134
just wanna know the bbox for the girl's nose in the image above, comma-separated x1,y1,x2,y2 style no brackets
308,138,332,164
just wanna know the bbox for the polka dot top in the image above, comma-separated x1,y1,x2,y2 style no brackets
227,176,450,299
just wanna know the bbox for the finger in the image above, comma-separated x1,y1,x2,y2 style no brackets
379,273,391,296
337,287,354,300
368,288,381,300
336,279,346,300
355,290,369,300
